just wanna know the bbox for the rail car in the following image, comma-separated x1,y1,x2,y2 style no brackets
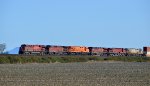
143,47,150,57
19,44,150,57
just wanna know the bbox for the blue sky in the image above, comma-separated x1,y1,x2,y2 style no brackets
0,0,150,51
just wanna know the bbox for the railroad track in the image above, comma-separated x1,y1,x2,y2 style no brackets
0,54,145,58
0,54,97,57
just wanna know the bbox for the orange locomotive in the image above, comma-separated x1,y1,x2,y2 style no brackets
67,46,89,55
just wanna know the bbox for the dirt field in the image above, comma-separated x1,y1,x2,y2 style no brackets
0,62,150,86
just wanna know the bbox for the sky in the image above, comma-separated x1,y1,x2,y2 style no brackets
0,0,150,51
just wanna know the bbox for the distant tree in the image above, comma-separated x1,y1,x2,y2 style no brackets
3,51,9,54
0,43,6,54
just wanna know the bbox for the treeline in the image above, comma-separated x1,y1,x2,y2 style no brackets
0,56,150,64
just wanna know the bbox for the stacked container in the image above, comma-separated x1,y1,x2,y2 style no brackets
143,47,150,57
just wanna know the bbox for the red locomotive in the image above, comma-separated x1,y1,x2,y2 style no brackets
19,44,46,55
108,48,126,56
46,45,64,55
19,44,149,57
89,47,105,56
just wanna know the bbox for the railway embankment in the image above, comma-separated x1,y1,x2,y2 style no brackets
0,55,150,64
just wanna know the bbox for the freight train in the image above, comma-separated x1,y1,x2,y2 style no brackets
19,44,150,57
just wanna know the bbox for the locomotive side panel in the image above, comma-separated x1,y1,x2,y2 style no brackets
67,46,89,55
89,47,104,55
46,45,64,55
68,46,89,53
108,48,126,53
108,48,126,56
19,44,45,55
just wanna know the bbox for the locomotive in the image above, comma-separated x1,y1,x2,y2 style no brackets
19,44,150,57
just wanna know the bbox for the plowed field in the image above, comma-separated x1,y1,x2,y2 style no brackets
0,62,150,86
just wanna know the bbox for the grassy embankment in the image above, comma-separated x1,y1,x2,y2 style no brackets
0,55,150,64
